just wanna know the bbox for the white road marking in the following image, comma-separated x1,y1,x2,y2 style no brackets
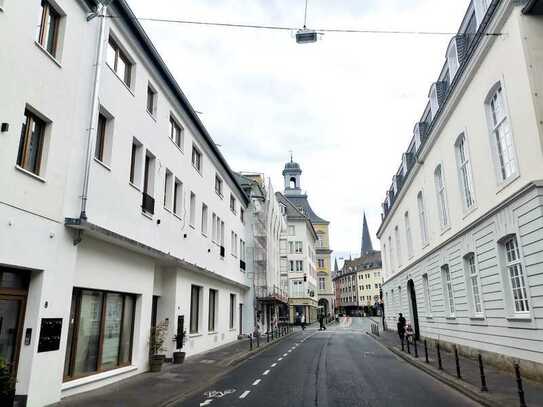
252,379,261,386
283,353,288,357
263,369,270,375
271,363,277,367
200,400,213,406
287,350,292,353
278,357,283,361
239,390,250,399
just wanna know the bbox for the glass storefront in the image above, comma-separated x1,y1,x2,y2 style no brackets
64,289,136,380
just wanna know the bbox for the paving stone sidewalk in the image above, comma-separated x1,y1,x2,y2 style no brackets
53,328,298,407
368,320,543,407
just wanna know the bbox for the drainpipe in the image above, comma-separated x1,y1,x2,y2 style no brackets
80,5,108,220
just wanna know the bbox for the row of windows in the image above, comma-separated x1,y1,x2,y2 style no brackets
384,83,518,274
340,283,380,293
387,234,531,319
339,295,378,304
189,286,237,334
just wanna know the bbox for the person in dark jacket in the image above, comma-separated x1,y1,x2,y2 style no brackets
397,313,406,341
319,313,326,331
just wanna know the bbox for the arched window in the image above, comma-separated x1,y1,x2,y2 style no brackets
404,211,414,258
417,191,429,245
434,165,449,228
394,225,402,268
464,253,483,316
455,133,475,210
289,177,297,189
486,84,517,182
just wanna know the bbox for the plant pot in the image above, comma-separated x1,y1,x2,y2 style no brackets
0,391,15,407
149,355,165,372
173,351,186,364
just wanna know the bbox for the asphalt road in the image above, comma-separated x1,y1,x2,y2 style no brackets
179,317,480,407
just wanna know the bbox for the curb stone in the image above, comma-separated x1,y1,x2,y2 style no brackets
366,332,505,407
160,330,297,407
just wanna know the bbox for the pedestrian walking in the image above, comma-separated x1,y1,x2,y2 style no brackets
397,313,406,342
301,313,306,330
319,313,327,330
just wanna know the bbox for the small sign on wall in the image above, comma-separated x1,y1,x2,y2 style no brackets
37,318,62,353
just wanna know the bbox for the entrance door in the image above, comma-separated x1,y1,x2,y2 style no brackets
407,279,420,340
0,295,26,374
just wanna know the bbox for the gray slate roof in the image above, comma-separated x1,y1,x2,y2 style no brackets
275,192,318,240
283,194,329,225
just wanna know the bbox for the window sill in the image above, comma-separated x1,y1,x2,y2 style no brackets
94,157,111,171
141,211,153,220
189,224,195,230
170,137,184,154
62,365,137,391
445,316,456,320
106,64,135,97
34,41,62,68
506,315,532,322
129,181,141,192
208,331,218,335
462,205,478,220
15,165,46,183
146,110,157,122
469,315,485,321
192,165,202,176
202,232,208,238
173,212,183,222
216,192,224,200
496,173,520,194
440,225,452,236
163,206,172,214
189,333,203,338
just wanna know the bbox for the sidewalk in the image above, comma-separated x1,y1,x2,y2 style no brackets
368,322,543,407
54,328,298,407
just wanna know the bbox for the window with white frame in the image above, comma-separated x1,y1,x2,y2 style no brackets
215,175,223,197
319,277,325,290
173,178,182,215
398,287,402,309
230,194,236,213
169,115,183,150
423,273,432,315
417,191,429,245
404,212,414,259
474,0,491,26
388,236,395,272
394,226,402,267
455,134,476,210
191,145,202,172
503,236,530,313
163,169,173,209
95,110,113,165
295,241,303,254
429,84,439,119
434,165,449,228
17,108,48,176
211,213,217,242
189,192,196,227
296,260,303,272
487,84,517,182
106,37,132,87
201,203,208,235
441,265,455,316
288,225,295,236
447,39,460,79
465,253,483,315
146,83,157,116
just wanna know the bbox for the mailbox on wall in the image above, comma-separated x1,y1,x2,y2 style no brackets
37,318,62,353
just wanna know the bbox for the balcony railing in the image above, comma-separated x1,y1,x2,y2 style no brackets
142,192,155,215
255,285,288,303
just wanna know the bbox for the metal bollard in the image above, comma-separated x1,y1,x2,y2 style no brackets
437,342,443,370
454,346,461,379
414,339,418,358
250,335,253,351
424,340,429,363
514,363,527,407
478,354,488,392
256,334,260,347
267,331,270,343
406,338,411,354
401,337,405,352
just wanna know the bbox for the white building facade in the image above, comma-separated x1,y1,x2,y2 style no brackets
0,1,252,405
236,173,288,333
377,0,543,380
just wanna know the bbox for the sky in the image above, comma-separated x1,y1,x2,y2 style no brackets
126,0,470,264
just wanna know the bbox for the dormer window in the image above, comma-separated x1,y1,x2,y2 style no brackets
474,0,491,27
429,84,439,119
413,122,427,151
447,39,460,79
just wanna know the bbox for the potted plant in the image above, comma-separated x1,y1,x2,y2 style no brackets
172,329,187,364
149,320,168,372
0,357,15,407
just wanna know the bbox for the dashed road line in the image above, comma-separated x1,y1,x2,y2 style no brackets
263,369,270,375
278,357,283,361
200,400,213,406
252,379,261,386
271,363,277,367
239,390,250,399
282,353,288,357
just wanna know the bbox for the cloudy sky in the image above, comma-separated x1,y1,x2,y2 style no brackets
126,0,470,263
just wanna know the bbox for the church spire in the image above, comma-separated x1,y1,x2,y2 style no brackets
361,212,374,256
334,258,338,272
